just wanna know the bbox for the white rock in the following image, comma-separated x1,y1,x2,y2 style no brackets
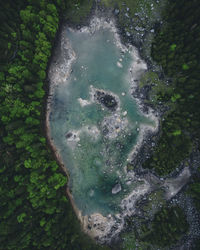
117,61,123,68
112,183,122,194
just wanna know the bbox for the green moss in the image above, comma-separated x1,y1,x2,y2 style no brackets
139,71,175,106
139,71,161,88
121,233,137,250
171,93,181,102
170,43,177,51
182,63,189,70
126,163,134,172
142,190,166,217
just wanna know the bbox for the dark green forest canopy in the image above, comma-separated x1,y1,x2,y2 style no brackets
143,0,200,175
140,206,189,247
0,0,200,249
142,1,200,245
0,0,106,249
142,0,200,247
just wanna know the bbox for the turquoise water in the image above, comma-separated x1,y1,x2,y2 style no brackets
50,27,154,216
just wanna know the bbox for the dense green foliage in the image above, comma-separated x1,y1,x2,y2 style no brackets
143,0,200,175
0,1,107,249
120,204,189,249
140,206,189,247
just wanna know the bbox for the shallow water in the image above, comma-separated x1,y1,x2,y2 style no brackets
49,25,155,216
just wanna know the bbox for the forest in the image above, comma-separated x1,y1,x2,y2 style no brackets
0,0,200,249
0,0,105,249
143,0,200,176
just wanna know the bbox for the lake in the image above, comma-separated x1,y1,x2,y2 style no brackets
48,19,155,217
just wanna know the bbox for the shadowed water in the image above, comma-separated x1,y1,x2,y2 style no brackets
49,26,155,216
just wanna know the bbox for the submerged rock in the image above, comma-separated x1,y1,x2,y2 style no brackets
65,132,73,138
112,183,122,194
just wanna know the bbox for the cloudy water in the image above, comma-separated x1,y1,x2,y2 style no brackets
49,25,155,216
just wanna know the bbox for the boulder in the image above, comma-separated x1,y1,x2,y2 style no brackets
114,9,120,15
112,183,122,194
